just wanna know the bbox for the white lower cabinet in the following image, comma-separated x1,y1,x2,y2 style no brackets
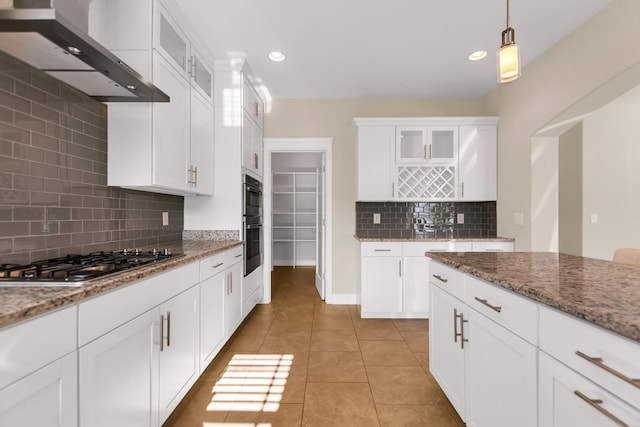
224,259,243,339
429,260,537,427
0,306,78,427
539,351,640,427
199,255,226,372
359,240,506,318
429,284,467,417
0,352,77,427
79,308,159,427
466,308,537,427
158,286,199,422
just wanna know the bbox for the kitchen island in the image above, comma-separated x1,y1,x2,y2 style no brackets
428,251,640,427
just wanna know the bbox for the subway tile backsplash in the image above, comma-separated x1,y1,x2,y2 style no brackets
0,51,184,264
356,201,497,239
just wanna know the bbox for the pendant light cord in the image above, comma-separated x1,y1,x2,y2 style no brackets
506,0,510,28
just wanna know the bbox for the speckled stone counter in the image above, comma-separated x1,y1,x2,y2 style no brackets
355,236,515,242
428,252,640,343
0,240,242,330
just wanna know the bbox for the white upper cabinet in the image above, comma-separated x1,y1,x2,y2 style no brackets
241,76,265,178
354,117,498,202
88,0,214,196
356,125,395,201
459,125,497,201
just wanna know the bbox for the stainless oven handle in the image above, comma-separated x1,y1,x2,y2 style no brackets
246,224,263,229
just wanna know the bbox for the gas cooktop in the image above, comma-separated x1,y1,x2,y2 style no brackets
0,249,183,286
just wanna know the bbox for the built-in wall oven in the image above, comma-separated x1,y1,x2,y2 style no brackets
243,174,263,276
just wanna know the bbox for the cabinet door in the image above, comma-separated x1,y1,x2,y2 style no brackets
428,126,458,163
459,125,497,201
79,309,159,427
190,47,213,100
200,271,225,371
539,352,640,427
154,3,189,77
153,52,190,192
190,88,214,195
158,286,199,422
253,122,263,177
0,352,77,427
396,126,427,163
403,256,430,316
361,256,403,315
224,262,243,339
429,284,466,420
466,309,537,427
242,109,255,173
356,126,394,201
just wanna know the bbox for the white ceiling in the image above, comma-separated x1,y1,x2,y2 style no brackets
177,0,612,100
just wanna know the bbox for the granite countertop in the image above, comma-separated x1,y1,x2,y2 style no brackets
355,236,515,242
428,252,640,343
0,240,242,330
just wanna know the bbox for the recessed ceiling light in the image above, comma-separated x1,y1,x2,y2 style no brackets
468,50,487,61
268,51,286,62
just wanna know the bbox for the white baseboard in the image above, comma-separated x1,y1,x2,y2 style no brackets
326,293,357,305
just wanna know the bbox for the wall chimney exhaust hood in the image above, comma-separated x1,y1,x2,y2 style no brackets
0,0,169,102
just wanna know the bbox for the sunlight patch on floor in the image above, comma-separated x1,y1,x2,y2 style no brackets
206,354,293,413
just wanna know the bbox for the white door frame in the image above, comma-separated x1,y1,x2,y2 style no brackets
263,137,333,304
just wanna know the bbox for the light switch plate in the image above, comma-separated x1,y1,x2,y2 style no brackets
373,213,381,224
590,213,598,224
162,211,169,226
457,213,464,224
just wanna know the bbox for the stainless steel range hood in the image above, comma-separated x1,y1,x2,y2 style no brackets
0,0,169,102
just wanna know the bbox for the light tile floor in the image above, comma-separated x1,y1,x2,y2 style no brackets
163,266,465,427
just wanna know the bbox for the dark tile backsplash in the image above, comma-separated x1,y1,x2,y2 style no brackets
356,201,497,239
0,52,184,264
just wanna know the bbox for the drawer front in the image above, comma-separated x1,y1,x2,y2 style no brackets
199,253,226,282
79,262,199,346
464,275,538,345
471,241,514,252
540,306,640,408
0,306,77,389
429,260,464,300
225,245,244,265
361,242,402,257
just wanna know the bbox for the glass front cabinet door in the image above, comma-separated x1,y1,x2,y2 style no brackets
396,126,458,164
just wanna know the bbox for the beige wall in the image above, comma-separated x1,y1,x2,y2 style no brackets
558,124,582,256
263,100,484,295
263,0,640,296
582,87,640,260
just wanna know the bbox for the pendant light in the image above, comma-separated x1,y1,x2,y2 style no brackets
498,0,521,83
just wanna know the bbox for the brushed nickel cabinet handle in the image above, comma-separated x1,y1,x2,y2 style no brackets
474,297,502,313
166,311,171,347
374,249,391,252
212,262,224,269
454,308,461,343
429,144,433,159
193,166,198,186
574,390,629,427
423,145,427,160
461,182,465,198
398,260,402,277
235,253,243,258
575,351,640,388
160,314,165,352
460,313,469,349
433,274,448,283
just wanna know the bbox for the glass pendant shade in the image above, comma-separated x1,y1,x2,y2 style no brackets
498,41,520,83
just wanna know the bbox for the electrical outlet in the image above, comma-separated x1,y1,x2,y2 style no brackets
162,211,169,226
457,213,464,224
590,213,598,224
373,213,381,224
514,212,524,226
